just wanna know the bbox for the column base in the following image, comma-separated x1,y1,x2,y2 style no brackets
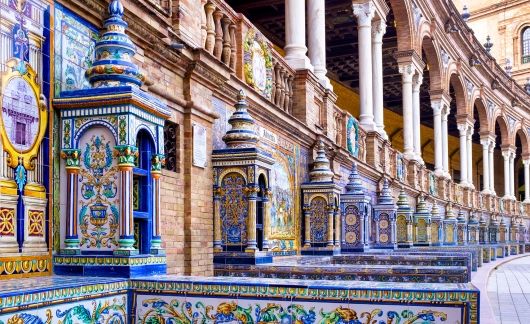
481,189,492,195
359,120,376,133
316,74,333,90
284,53,314,71
403,151,416,161
377,128,388,141
434,169,445,177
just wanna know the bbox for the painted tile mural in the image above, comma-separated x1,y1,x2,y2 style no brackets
54,4,98,97
77,127,119,251
0,294,127,324
134,294,464,323
212,97,300,252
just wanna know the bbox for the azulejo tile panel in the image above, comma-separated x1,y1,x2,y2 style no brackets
0,275,479,323
132,293,467,324
0,294,127,324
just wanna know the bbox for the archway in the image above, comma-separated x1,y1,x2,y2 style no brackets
447,74,467,181
256,174,267,251
514,129,529,200
471,98,489,189
134,129,156,254
493,116,510,196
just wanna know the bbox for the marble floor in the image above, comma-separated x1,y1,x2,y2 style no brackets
488,256,530,324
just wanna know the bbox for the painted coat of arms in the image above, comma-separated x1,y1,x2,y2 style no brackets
78,134,119,249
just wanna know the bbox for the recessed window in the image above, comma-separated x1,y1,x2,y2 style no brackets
522,27,530,64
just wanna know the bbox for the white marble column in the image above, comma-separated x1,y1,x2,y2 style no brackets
509,151,515,199
432,101,443,176
372,19,387,139
524,159,530,202
458,123,468,187
489,141,496,195
399,64,415,160
285,0,313,70
480,137,491,194
441,107,450,178
412,72,423,163
307,0,330,88
466,125,474,188
353,2,376,132
502,149,511,199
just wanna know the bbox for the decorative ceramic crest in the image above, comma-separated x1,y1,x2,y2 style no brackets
0,58,47,170
346,116,359,157
243,29,273,98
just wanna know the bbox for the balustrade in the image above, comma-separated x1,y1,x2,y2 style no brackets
202,1,237,70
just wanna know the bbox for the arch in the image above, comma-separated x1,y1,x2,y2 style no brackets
472,98,489,133
515,128,530,156
448,73,467,116
256,168,269,188
387,0,415,51
218,168,247,187
309,194,329,204
494,115,510,146
74,120,118,147
135,124,157,151
421,36,443,92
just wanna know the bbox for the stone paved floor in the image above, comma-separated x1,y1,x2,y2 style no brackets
488,256,530,324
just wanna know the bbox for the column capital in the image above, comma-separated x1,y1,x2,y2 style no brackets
523,159,530,166
501,147,516,159
352,2,375,27
412,72,423,91
398,63,415,83
431,100,442,115
151,153,165,179
371,19,386,42
61,148,81,172
457,122,470,135
114,145,138,168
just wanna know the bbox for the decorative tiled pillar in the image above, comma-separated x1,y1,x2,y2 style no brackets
413,195,431,246
301,140,341,254
245,185,260,252
213,187,223,252
340,163,372,252
114,145,138,256
334,207,340,247
61,149,81,254
303,206,311,247
430,203,443,246
457,209,467,246
467,211,479,244
479,214,488,244
327,204,334,246
396,188,413,248
150,154,165,255
372,179,397,249
262,189,271,250
443,203,457,245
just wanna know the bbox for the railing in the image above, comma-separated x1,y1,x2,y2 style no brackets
270,52,295,114
202,0,238,70
201,0,296,114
